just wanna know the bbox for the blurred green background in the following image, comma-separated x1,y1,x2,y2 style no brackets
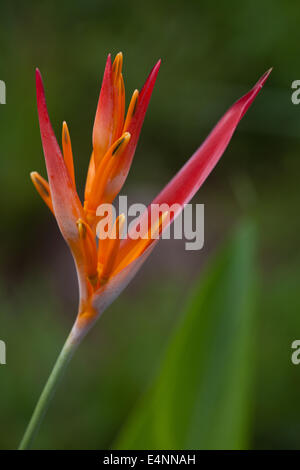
1,0,300,449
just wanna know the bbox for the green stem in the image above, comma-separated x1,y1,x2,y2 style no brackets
18,330,80,450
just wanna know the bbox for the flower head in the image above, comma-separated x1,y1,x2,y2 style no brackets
32,53,271,341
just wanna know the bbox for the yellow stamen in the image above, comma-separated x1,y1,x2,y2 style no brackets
84,151,95,202
120,74,125,111
113,73,125,139
112,52,123,84
99,213,125,285
76,218,98,285
112,53,125,142
30,171,54,214
123,89,139,132
62,121,75,187
85,132,131,213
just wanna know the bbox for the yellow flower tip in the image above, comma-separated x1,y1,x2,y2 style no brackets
30,172,49,197
132,90,139,113
62,121,69,144
112,52,123,81
61,121,75,187
123,89,139,132
112,131,131,156
30,171,54,214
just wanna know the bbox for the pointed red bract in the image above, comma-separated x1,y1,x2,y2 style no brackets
103,60,161,202
36,69,84,241
152,68,272,211
117,69,271,262
92,54,114,166
125,60,161,169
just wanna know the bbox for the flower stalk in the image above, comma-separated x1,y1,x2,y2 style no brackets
19,327,83,450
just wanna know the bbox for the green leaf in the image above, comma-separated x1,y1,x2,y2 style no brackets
115,220,257,450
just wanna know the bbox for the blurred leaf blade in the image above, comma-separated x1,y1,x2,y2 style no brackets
115,220,257,450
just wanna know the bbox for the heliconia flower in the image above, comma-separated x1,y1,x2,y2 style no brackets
32,54,271,344
20,54,271,450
